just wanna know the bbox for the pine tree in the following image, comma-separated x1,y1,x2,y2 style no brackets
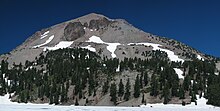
141,93,145,103
66,80,70,92
163,81,170,104
54,92,59,105
93,89,96,97
124,78,131,101
49,94,53,104
19,91,25,103
26,90,30,102
118,79,124,97
199,91,202,98
150,73,158,96
61,84,65,103
75,78,81,95
192,80,198,94
110,82,117,105
183,75,190,91
49,84,54,104
102,80,109,94
88,74,94,96
144,72,148,86
171,80,179,97
134,75,140,98
207,83,220,106
179,85,185,99
75,98,79,106
191,91,197,103
140,72,143,88
45,83,50,98
79,89,83,99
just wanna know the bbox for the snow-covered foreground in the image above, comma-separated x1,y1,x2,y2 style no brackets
1,94,220,111
1,104,220,111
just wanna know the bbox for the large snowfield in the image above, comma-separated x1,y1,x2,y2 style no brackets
83,35,185,61
1,94,220,111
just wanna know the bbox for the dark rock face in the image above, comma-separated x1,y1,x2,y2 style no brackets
89,17,112,30
64,22,85,41
83,22,88,27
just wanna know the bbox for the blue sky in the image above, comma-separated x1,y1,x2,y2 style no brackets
0,0,220,57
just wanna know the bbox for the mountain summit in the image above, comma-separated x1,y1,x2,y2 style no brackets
0,13,220,106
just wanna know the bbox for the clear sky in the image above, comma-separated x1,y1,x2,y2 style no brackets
0,0,220,57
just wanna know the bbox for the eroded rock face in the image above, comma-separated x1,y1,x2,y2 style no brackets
89,17,112,30
64,22,85,41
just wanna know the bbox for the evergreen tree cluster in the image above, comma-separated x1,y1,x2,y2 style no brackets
0,48,219,106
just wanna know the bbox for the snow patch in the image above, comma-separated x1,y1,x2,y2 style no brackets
72,55,75,59
42,31,49,36
33,35,54,48
85,54,89,59
0,93,17,105
40,35,48,39
4,77,7,83
81,45,96,52
174,68,184,79
40,31,49,39
86,36,120,58
106,43,120,58
25,66,33,71
86,36,105,44
7,80,11,86
197,55,204,61
44,41,73,51
116,65,120,72
128,43,184,62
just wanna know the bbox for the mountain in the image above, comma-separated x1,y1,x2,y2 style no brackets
1,13,218,66
0,13,220,106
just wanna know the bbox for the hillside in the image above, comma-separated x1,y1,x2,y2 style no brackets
0,13,220,106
